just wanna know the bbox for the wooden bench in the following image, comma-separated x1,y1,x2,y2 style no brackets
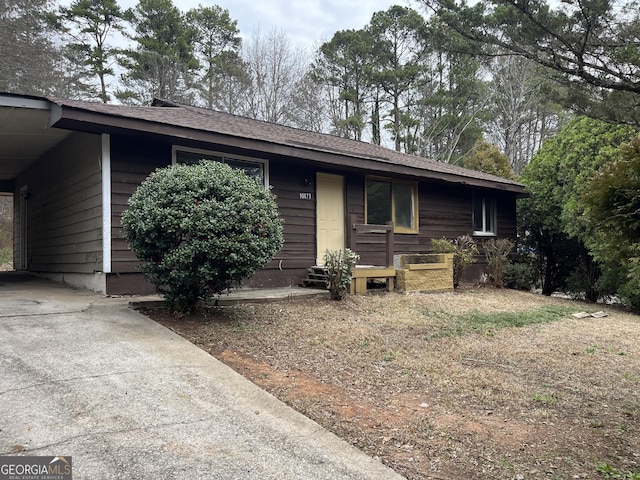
350,266,396,295
348,216,396,295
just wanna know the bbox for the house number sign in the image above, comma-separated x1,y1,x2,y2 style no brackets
299,192,313,200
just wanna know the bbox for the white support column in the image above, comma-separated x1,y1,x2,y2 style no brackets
101,134,112,273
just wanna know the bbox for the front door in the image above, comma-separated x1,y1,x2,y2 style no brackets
316,173,345,265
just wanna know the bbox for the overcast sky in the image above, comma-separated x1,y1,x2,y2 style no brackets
177,0,419,51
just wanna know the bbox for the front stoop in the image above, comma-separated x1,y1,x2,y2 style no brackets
301,266,328,288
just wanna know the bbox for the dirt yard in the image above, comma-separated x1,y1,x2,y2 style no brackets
141,288,640,480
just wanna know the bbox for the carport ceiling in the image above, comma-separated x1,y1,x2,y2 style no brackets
0,100,70,181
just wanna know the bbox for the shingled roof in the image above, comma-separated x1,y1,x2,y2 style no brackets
49,97,526,194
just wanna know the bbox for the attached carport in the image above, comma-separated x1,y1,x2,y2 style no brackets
0,95,71,192
0,94,72,272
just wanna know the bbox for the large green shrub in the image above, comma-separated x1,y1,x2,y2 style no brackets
519,117,638,301
583,136,640,311
122,161,284,313
432,235,479,288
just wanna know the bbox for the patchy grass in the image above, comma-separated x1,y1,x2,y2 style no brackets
596,462,640,479
143,288,640,480
427,304,575,338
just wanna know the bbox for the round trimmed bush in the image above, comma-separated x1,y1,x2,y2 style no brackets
122,161,284,313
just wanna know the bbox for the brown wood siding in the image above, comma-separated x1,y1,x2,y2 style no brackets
16,133,103,273
461,190,519,283
246,162,317,287
345,175,519,267
106,272,158,296
109,135,320,288
110,135,172,273
496,191,517,239
421,183,473,239
106,132,519,291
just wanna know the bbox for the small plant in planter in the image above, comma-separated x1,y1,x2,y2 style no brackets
323,248,360,300
432,235,479,288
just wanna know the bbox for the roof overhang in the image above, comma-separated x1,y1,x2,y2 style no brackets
0,93,527,196
50,102,527,195
0,94,71,190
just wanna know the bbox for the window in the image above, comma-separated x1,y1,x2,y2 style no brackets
366,177,418,233
173,146,269,187
473,193,496,235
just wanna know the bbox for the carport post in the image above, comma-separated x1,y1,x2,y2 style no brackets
101,134,111,273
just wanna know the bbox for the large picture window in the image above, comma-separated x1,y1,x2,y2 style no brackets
473,193,496,235
173,146,269,187
366,177,418,234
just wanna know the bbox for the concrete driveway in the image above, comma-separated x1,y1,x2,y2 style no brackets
0,273,404,479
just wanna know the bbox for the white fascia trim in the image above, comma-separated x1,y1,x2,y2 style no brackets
102,134,112,273
0,96,50,110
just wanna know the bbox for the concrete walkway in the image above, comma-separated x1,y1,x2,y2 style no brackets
0,273,404,479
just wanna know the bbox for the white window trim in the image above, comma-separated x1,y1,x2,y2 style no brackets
473,193,497,237
172,145,270,188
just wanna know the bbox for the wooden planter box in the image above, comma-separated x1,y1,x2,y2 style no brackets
394,253,454,292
